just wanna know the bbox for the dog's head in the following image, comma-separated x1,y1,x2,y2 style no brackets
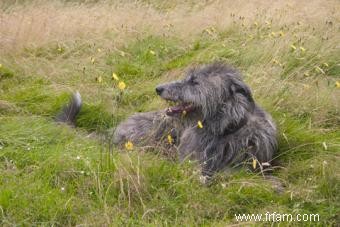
156,62,255,134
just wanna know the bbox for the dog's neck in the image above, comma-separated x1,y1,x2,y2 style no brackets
222,117,248,136
200,97,255,136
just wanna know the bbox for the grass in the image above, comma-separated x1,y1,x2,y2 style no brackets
0,0,339,226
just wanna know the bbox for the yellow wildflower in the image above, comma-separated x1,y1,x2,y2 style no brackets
197,121,203,129
120,51,126,57
125,141,134,150
290,44,297,51
118,81,126,90
57,47,62,52
323,62,329,67
112,72,119,81
0,63,2,68
271,32,276,37
300,46,306,52
252,158,257,169
167,134,174,145
149,50,156,55
335,81,340,88
97,48,102,52
279,31,284,36
96,76,103,83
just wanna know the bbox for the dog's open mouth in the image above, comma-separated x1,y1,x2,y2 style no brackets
165,102,195,116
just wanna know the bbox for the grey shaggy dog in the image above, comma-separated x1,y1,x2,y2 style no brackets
58,62,277,179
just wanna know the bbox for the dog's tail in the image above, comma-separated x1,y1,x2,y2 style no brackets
56,92,82,126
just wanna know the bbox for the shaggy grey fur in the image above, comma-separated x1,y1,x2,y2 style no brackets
113,62,278,177
58,63,277,178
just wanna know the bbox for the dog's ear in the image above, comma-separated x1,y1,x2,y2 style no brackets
229,79,253,102
206,79,254,135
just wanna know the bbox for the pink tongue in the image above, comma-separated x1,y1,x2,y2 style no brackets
166,106,183,116
170,106,182,113
166,104,194,116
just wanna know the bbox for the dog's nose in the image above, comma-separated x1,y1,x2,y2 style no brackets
155,86,164,95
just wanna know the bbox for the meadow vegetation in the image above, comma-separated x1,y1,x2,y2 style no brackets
0,0,339,225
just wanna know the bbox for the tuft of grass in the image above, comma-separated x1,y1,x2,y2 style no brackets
107,36,182,81
0,65,14,80
76,103,116,131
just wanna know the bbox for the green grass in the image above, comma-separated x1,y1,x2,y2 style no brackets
0,0,339,226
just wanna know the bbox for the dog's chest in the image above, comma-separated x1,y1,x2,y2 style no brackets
177,127,209,161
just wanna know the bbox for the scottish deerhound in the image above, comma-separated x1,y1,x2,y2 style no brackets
58,62,277,179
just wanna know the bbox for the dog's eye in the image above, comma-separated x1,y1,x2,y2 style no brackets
189,78,199,85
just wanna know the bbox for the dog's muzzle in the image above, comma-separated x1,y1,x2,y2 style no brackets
155,85,195,116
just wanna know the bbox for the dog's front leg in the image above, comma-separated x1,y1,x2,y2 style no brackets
201,138,228,179
113,111,164,145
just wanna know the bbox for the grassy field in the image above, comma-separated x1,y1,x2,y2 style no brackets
0,0,339,226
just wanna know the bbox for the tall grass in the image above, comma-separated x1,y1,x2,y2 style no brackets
0,0,339,225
